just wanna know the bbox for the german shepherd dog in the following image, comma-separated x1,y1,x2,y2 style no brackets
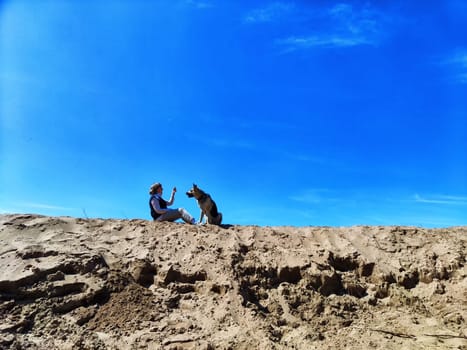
186,184,222,225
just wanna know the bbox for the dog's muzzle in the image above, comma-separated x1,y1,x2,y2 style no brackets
186,192,194,198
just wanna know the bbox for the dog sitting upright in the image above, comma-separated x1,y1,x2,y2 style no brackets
186,184,222,225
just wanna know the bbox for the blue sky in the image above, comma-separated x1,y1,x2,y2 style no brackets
1,0,466,227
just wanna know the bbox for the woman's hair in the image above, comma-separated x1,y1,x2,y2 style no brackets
149,182,161,195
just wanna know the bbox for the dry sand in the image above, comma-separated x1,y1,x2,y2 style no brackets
0,214,466,349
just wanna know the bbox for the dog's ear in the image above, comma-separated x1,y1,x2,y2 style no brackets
193,183,198,189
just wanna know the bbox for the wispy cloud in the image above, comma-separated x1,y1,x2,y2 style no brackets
0,202,76,215
279,3,389,51
276,35,371,51
237,119,297,131
193,113,298,132
413,194,467,205
243,2,296,23
187,134,258,151
328,3,382,35
244,2,392,51
328,3,385,42
184,0,213,9
19,202,75,211
441,50,467,84
207,138,256,150
367,214,461,227
288,190,466,227
292,191,467,207
290,188,338,204
280,152,327,163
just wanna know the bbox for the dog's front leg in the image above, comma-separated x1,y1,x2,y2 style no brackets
199,211,205,224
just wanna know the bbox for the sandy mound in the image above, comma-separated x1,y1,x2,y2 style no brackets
0,214,466,349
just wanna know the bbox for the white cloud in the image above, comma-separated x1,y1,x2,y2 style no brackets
413,194,467,205
368,214,460,227
197,137,257,150
19,202,75,211
184,0,213,9
277,34,372,51
290,193,322,204
442,50,467,84
0,202,76,215
290,188,335,204
244,2,296,23
458,73,467,84
267,2,392,51
281,152,326,163
328,3,382,36
293,190,467,207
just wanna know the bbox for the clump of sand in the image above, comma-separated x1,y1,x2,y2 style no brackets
0,214,466,349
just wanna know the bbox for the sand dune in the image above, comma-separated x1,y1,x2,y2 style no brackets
0,214,466,349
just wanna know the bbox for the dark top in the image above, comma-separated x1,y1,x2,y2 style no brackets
149,195,167,220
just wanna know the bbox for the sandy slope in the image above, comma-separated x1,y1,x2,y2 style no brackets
0,214,466,349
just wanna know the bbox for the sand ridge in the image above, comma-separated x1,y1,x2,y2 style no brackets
0,214,466,349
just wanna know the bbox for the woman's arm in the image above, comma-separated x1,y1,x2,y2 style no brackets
166,187,176,206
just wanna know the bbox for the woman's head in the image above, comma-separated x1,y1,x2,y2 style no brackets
149,182,162,195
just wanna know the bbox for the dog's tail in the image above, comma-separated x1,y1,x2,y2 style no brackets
209,213,222,225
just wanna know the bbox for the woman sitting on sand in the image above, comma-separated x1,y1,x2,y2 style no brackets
149,183,196,224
